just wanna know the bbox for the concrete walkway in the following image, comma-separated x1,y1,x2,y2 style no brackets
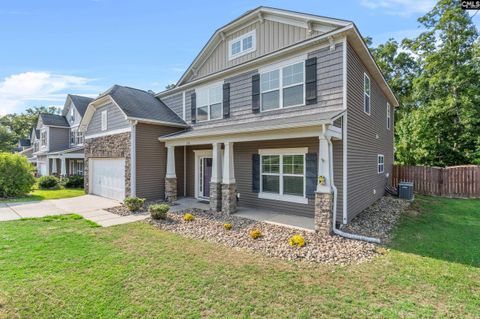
0,195,149,227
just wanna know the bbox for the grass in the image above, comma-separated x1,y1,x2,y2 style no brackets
0,196,478,318
0,188,85,203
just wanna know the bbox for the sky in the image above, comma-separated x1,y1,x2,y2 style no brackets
0,0,479,116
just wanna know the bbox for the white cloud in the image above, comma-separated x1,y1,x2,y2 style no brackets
0,72,97,116
360,0,436,16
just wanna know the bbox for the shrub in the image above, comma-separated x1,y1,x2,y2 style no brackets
289,235,305,248
0,153,35,197
149,203,170,220
223,223,233,230
38,175,60,189
183,213,194,221
124,197,146,212
63,175,84,188
249,229,263,239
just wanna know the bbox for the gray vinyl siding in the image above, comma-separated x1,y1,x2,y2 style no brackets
161,92,184,120
332,140,343,222
346,43,394,222
191,19,323,82
65,100,82,127
163,43,344,129
135,123,184,200
48,127,70,152
86,103,129,135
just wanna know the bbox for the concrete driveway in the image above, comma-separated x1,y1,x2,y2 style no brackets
0,195,148,227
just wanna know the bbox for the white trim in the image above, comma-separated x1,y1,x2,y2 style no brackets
101,110,108,131
259,147,308,155
195,81,224,122
130,122,137,197
126,117,189,128
342,113,348,224
342,36,347,110
363,73,371,115
183,145,187,196
85,127,131,140
182,91,186,120
228,30,256,61
258,54,308,73
377,154,385,174
259,192,308,204
386,102,391,130
194,150,213,200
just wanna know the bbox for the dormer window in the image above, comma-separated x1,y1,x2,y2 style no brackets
228,30,256,60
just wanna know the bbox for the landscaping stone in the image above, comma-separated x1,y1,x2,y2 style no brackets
106,199,168,216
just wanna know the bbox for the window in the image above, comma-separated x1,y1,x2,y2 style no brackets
101,110,107,131
378,154,384,174
70,107,75,123
364,73,371,115
70,130,75,145
196,84,223,122
76,160,84,175
260,60,305,111
40,130,46,146
228,30,256,60
70,130,84,145
259,148,307,203
387,102,391,130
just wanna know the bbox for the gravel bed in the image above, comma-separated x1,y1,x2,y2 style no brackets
105,200,166,216
149,208,379,265
339,196,411,243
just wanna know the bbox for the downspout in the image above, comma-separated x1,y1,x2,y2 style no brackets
324,128,380,244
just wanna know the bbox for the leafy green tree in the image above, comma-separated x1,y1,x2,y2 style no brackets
0,126,15,152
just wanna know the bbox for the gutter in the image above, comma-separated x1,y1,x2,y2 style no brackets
323,127,380,244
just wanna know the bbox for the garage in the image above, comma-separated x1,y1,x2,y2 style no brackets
90,158,125,201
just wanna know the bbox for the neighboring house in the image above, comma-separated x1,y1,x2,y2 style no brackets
80,7,397,232
78,85,187,201
16,138,35,165
32,94,93,177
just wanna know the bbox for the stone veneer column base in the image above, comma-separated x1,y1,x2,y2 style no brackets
165,177,177,203
221,183,237,214
315,192,333,236
209,182,222,212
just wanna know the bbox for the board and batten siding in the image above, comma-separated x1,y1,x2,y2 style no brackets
48,127,70,152
86,103,129,136
135,123,184,200
189,19,322,82
346,43,394,222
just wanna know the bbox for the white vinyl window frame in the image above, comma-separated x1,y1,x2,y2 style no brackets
258,147,308,204
101,110,108,131
377,154,385,174
259,55,307,112
195,82,223,122
364,73,371,115
228,30,256,60
40,129,47,147
387,102,391,130
70,107,75,123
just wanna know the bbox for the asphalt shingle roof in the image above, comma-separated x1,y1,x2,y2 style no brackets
69,95,94,117
39,113,69,127
99,85,186,126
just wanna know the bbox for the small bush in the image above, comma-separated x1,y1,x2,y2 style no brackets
223,223,233,230
249,229,263,239
0,153,35,197
63,175,84,188
124,197,146,212
183,213,194,221
149,203,170,220
38,175,60,189
289,235,305,248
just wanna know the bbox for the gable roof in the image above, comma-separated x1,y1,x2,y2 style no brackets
68,95,94,117
39,113,69,127
172,6,351,87
79,85,187,131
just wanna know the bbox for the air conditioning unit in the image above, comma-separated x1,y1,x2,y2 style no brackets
398,181,414,200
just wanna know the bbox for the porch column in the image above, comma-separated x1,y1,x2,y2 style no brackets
210,142,223,212
165,145,177,203
221,142,237,214
60,157,66,177
315,130,333,236
51,158,57,175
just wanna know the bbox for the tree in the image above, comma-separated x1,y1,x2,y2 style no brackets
165,83,176,90
0,126,15,152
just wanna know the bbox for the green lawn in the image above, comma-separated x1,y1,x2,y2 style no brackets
0,196,478,318
0,188,85,203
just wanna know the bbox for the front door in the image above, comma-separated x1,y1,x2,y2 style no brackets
199,157,212,199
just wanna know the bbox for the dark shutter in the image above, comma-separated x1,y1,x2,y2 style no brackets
252,153,260,193
305,153,317,199
190,92,196,124
305,57,317,105
251,74,260,113
223,82,230,119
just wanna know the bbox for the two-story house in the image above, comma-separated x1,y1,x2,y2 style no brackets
33,94,93,176
79,7,398,233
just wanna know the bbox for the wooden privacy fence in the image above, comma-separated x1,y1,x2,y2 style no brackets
392,165,480,198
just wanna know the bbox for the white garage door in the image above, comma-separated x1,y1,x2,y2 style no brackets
90,158,125,201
